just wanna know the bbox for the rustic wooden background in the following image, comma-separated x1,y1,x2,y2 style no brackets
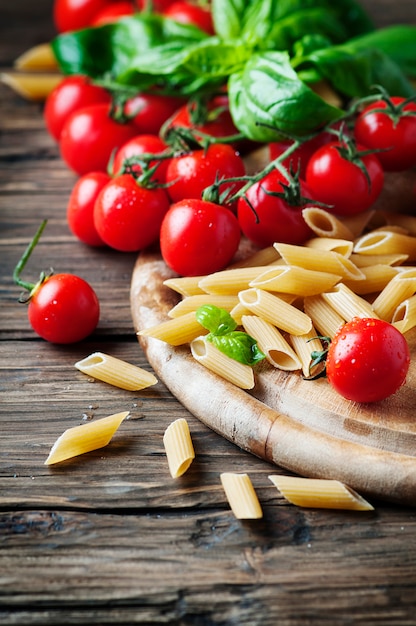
1,1,416,624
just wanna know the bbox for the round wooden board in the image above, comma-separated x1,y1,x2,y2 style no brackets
130,247,416,507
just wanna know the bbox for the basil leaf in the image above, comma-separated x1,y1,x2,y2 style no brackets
228,51,343,142
195,305,237,336
211,0,247,40
208,332,266,366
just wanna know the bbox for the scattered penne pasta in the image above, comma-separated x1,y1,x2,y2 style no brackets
241,315,302,371
392,295,416,334
268,475,374,511
249,265,342,296
163,418,195,478
163,275,206,296
302,207,355,240
354,230,416,260
321,283,377,322
238,288,312,335
220,473,263,519
74,352,157,391
1,71,62,100
372,269,416,322
190,336,255,389
305,237,354,257
45,411,129,465
274,242,364,281
198,266,272,295
138,311,207,345
168,294,239,318
14,43,58,71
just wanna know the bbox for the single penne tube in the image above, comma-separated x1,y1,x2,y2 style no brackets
168,294,239,318
190,336,255,389
238,288,312,336
137,312,206,345
249,265,341,296
273,242,364,281
371,269,416,321
304,294,345,338
0,72,62,100
45,411,129,465
343,264,399,295
163,418,195,478
289,327,324,377
305,237,354,257
163,275,206,296
14,43,58,71
302,207,355,240
229,301,252,325
353,230,416,260
268,475,374,511
228,245,281,268
74,352,157,391
350,252,408,267
322,283,377,322
241,315,302,371
391,295,416,334
220,473,263,519
198,266,272,295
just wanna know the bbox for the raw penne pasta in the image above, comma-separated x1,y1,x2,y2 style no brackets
322,283,377,322
241,315,302,371
168,294,239,318
305,237,354,257
343,264,399,295
268,475,374,511
238,288,312,335
190,336,255,389
289,327,324,377
354,230,416,260
392,295,416,334
274,242,364,281
0,72,62,100
302,207,355,240
341,210,375,238
371,269,416,321
350,253,408,267
377,211,416,236
45,411,129,465
14,43,58,71
163,418,195,478
163,276,206,296
198,266,272,295
220,473,263,519
229,301,253,325
228,245,280,268
74,352,157,391
137,311,206,345
249,265,341,296
303,294,345,338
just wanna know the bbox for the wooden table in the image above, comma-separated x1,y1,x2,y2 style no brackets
1,2,416,624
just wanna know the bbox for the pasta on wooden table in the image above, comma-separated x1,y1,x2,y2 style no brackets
75,352,157,391
138,311,207,345
163,418,195,478
220,473,263,519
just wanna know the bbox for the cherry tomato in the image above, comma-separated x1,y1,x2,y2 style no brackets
166,143,246,207
163,1,214,34
53,0,114,32
94,173,170,251
237,169,314,248
135,0,175,11
326,318,410,403
91,1,135,25
124,93,184,135
44,75,111,142
67,171,111,246
269,132,332,179
305,141,384,216
164,95,239,143
112,133,170,181
354,97,416,171
160,198,241,276
60,103,137,176
28,274,100,344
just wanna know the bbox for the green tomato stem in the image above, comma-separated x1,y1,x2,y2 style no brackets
13,219,48,292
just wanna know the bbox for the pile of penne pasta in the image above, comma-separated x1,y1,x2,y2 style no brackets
139,207,416,390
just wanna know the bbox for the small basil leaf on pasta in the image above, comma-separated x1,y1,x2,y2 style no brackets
208,331,265,366
196,304,237,335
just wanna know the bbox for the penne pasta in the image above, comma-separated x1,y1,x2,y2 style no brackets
168,294,239,318
0,71,62,100
289,327,324,377
163,418,195,478
268,475,374,511
45,411,129,465
353,230,416,260
274,242,364,281
220,473,263,519
74,352,157,391
137,311,206,345
14,43,58,71
377,211,416,236
303,294,345,338
190,336,255,389
241,315,302,371
321,283,377,322
228,245,280,268
198,266,272,295
371,269,416,322
341,210,375,238
350,252,408,268
238,288,312,335
305,237,354,257
163,275,206,296
343,264,399,295
302,207,355,240
392,295,416,334
249,265,341,296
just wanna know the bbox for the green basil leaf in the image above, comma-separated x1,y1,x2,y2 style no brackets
211,0,247,40
195,305,237,336
208,332,266,366
228,51,343,142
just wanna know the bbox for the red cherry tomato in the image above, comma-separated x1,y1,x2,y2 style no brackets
305,141,384,216
94,173,170,251
237,169,314,248
67,171,111,246
53,0,114,32
269,132,332,179
326,318,410,403
91,1,135,25
166,143,246,207
124,93,184,135
112,134,170,181
164,95,239,143
44,75,111,142
135,0,175,11
160,198,241,276
163,1,214,34
354,96,416,172
28,274,100,344
60,103,137,176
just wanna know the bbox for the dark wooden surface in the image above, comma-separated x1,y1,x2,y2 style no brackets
1,2,416,624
